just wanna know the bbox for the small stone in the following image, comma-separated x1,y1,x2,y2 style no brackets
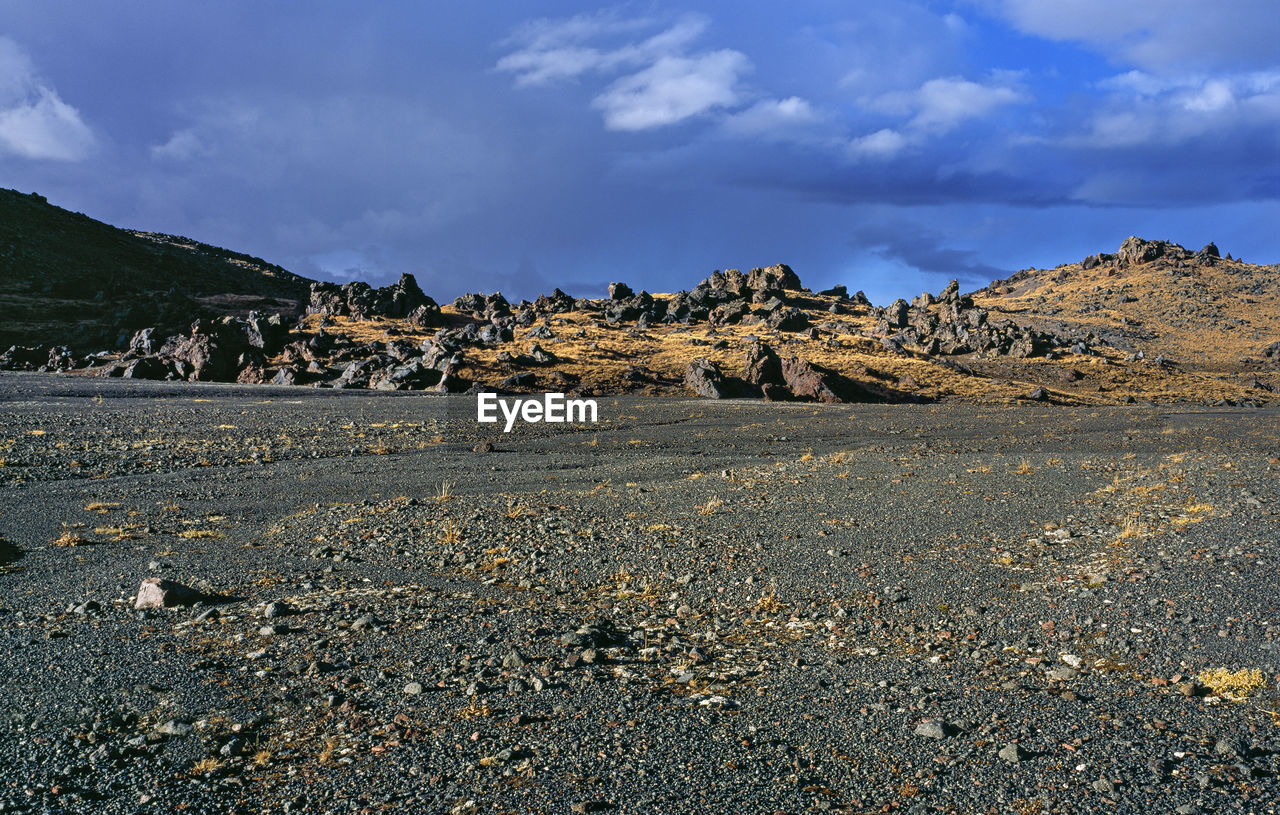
1092,779,1115,794
264,601,291,619
155,720,192,737
914,720,950,739
403,682,424,696
352,614,375,631
998,743,1024,763
1214,737,1245,757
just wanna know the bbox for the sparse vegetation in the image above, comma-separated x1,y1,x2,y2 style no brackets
1199,667,1267,700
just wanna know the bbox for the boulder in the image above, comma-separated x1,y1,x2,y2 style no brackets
407,303,443,328
767,307,810,332
127,327,159,357
1117,236,1166,267
884,299,909,328
607,282,634,300
780,357,845,403
684,358,733,399
0,345,46,370
742,340,783,386
747,264,802,292
271,365,303,386
135,578,204,609
122,356,174,380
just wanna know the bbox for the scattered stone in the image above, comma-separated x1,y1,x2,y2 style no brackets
134,578,204,610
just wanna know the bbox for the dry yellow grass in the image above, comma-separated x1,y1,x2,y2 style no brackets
1199,667,1267,700
438,518,462,544
52,528,89,547
298,250,1278,405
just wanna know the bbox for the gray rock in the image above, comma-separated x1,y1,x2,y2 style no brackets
998,743,1024,763
403,681,424,696
134,578,203,610
155,720,193,737
913,720,951,739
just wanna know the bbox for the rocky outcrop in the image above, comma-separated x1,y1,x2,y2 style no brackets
742,340,783,387
310,274,439,322
779,357,886,403
684,359,734,399
747,264,802,291
872,279,1060,358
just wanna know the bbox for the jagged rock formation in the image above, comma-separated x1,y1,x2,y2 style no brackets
309,274,439,323
683,340,910,404
871,279,1061,358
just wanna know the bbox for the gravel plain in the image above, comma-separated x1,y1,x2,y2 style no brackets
1,373,1279,814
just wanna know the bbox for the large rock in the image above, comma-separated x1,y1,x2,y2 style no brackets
127,327,159,357
780,357,885,403
1121,235,1172,267
684,358,733,399
607,282,633,300
135,578,204,609
309,274,437,320
122,356,174,380
746,264,802,291
742,340,783,386
243,312,288,353
767,306,810,332
0,345,48,370
158,321,246,382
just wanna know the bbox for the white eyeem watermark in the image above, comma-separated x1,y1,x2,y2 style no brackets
476,392,598,433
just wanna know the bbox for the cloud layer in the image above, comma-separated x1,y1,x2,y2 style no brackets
0,38,94,161
0,2,1275,306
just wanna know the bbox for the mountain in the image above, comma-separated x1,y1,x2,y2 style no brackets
0,189,313,350
1,189,1276,405
973,236,1280,368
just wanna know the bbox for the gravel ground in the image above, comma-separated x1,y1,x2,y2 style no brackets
1,373,1279,814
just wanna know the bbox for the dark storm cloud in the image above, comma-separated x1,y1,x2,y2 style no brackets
0,1,1276,304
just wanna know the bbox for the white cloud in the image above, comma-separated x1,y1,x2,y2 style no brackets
979,0,1280,72
722,96,821,137
0,37,95,161
866,75,1028,135
593,51,749,131
498,13,754,131
848,128,908,160
911,77,1026,131
151,128,209,161
1070,70,1280,148
496,14,708,88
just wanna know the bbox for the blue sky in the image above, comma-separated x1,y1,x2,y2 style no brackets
2,1,1277,304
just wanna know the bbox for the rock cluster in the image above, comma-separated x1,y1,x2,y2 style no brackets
1081,237,1221,271
309,273,440,324
100,312,292,383
871,280,1059,358
660,264,860,326
684,339,906,403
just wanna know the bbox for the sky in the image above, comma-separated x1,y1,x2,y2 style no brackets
1,1,1278,304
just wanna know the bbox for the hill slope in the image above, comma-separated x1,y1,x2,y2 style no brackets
0,189,313,350
972,237,1280,368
